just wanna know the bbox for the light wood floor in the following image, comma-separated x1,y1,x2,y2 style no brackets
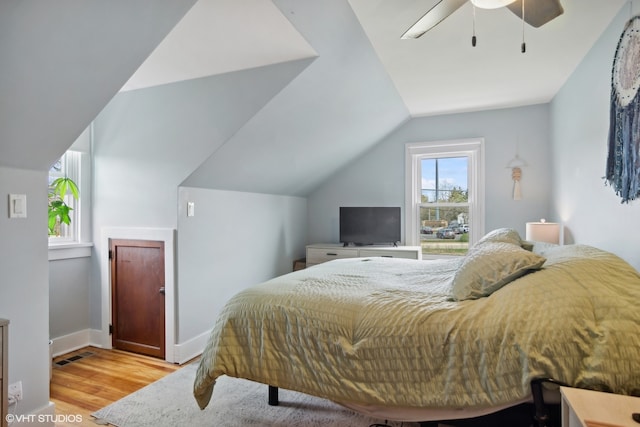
50,347,183,427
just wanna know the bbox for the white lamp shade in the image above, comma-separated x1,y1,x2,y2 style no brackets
525,222,560,244
471,0,517,9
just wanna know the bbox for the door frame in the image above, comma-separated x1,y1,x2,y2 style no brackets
100,227,176,363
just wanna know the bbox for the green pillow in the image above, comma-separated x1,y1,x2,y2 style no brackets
475,228,522,247
450,241,546,301
520,240,535,251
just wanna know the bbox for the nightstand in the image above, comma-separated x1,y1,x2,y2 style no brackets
561,386,640,427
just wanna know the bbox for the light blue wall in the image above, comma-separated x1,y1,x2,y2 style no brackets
0,167,50,415
91,60,311,332
550,5,640,269
48,127,93,342
49,257,91,338
0,1,197,417
177,187,307,343
307,104,552,244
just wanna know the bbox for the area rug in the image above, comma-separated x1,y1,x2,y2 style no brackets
92,363,422,427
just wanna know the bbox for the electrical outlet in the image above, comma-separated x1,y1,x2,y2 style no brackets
8,381,22,401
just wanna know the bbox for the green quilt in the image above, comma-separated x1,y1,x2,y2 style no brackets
194,244,640,413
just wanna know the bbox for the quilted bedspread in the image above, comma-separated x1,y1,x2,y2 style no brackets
193,244,640,413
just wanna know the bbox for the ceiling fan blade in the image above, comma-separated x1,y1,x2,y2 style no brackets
401,0,468,39
506,0,563,28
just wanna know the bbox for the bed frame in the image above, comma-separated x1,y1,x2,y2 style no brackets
266,378,566,427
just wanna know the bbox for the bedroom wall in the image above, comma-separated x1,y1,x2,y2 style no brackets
0,1,198,419
307,104,552,244
49,257,91,339
176,187,307,350
0,167,51,416
549,4,640,270
49,127,93,349
90,60,311,339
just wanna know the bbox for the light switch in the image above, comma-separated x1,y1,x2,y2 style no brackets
9,194,27,218
187,202,195,217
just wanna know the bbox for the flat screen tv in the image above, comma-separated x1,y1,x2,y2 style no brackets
339,206,401,246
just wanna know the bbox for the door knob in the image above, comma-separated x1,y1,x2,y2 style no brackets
159,287,165,295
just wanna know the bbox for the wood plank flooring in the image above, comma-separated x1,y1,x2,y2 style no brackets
50,347,183,426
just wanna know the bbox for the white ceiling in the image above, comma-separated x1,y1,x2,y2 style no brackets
350,0,627,116
121,0,317,92
123,0,627,117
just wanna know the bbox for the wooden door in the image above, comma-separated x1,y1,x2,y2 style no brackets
110,239,165,358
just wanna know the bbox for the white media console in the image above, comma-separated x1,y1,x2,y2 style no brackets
306,243,422,267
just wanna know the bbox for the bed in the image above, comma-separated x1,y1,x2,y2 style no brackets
193,229,640,424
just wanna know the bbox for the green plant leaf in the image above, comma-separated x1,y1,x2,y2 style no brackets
47,176,79,236
51,177,79,199
67,179,79,199
48,215,57,234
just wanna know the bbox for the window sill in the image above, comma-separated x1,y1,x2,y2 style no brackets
48,242,93,261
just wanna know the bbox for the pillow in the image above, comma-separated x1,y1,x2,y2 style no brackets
475,228,522,247
520,240,535,251
450,241,546,301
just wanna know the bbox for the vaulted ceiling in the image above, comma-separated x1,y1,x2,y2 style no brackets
0,0,197,171
123,0,627,117
0,0,628,189
350,0,627,116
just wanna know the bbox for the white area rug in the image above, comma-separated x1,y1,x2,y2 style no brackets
92,363,421,427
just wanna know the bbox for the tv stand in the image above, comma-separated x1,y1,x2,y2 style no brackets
343,242,399,248
306,244,421,267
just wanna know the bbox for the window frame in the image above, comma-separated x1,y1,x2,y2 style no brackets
49,150,82,245
405,138,485,258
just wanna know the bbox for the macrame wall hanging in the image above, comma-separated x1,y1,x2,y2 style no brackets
507,154,526,200
606,15,640,203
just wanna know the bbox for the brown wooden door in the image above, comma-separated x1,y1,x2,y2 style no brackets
110,239,165,358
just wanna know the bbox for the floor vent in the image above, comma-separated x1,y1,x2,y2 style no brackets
55,351,95,366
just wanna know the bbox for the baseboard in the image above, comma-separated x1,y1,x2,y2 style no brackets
51,329,103,357
6,401,56,427
52,328,209,365
172,330,211,364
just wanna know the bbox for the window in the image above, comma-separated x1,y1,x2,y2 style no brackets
405,139,484,258
49,150,81,244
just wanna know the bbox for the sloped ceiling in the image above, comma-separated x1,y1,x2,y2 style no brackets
349,0,627,116
150,0,625,196
0,0,197,171
121,0,318,91
118,0,626,119
1,0,627,199
92,58,315,226
181,0,410,196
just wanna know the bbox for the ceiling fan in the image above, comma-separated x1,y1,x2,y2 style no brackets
401,0,564,39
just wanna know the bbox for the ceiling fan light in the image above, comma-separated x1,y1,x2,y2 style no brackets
470,0,517,9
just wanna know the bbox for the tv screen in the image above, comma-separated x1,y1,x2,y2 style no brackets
339,207,401,246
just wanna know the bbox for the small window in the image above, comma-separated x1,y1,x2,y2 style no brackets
405,139,484,258
49,150,81,244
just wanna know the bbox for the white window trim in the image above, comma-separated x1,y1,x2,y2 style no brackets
48,125,93,260
49,150,81,245
405,138,485,257
48,242,93,261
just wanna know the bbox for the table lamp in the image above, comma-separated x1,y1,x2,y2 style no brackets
525,219,560,244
